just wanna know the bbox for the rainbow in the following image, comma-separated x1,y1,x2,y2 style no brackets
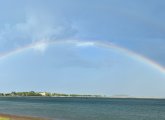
0,39,165,75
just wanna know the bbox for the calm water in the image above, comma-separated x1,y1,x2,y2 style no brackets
0,97,164,120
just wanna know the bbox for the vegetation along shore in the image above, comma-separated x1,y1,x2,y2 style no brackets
0,91,102,97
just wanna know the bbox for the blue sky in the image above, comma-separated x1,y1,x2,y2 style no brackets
0,0,165,97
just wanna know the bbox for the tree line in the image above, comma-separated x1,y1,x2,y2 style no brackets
0,91,102,97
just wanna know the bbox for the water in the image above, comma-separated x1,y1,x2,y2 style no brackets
0,97,164,120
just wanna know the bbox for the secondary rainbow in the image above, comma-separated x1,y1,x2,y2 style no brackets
0,39,165,75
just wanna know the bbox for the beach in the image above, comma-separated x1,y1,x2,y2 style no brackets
0,113,48,120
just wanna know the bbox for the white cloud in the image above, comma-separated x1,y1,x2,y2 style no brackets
0,9,77,53
75,41,95,47
32,42,48,52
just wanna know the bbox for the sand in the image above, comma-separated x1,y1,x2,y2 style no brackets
0,113,49,120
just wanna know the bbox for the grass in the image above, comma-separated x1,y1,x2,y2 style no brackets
0,117,10,120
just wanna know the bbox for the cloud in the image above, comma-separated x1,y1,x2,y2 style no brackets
32,42,48,52
0,9,77,53
75,41,95,47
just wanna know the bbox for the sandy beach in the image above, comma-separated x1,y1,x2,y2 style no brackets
0,113,49,120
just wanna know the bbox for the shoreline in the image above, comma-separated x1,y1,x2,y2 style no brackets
0,96,165,100
0,113,49,120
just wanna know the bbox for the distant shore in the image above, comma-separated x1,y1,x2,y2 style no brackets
0,113,48,120
0,91,164,99
0,91,102,98
0,96,164,100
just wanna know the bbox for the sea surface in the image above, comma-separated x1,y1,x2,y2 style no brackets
0,97,164,120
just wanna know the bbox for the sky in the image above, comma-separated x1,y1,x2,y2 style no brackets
0,0,165,97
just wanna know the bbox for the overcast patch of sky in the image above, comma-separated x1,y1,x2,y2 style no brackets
52,0,165,66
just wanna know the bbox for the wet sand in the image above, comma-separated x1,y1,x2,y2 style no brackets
0,113,49,120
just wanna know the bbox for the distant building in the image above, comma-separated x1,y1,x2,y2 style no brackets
39,92,46,96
